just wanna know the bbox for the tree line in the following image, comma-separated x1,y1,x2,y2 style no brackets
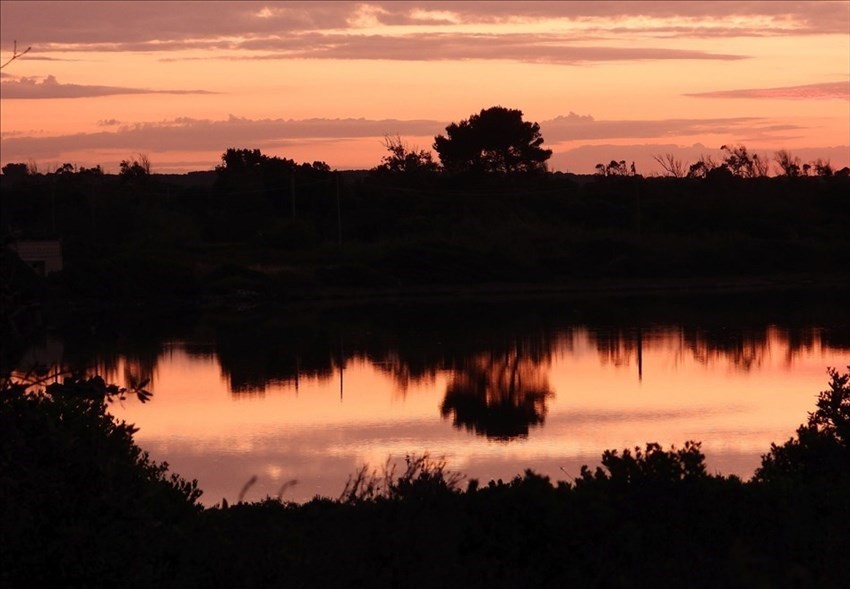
4,105,846,179
2,104,849,315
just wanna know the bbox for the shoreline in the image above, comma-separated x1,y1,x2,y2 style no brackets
50,271,850,313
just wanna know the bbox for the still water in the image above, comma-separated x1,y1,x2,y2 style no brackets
20,291,850,504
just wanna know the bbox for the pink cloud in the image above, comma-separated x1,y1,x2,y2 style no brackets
234,32,746,63
0,1,351,45
0,115,446,161
10,30,748,64
685,81,850,100
0,74,215,99
2,1,844,53
539,113,803,142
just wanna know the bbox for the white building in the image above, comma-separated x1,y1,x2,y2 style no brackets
10,240,63,275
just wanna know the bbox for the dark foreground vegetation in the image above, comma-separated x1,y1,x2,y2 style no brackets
2,367,849,588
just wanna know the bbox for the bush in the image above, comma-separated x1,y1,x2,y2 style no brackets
0,375,201,588
755,366,850,484
338,453,464,504
575,440,709,490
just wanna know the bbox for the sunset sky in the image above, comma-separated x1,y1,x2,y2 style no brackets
1,1,848,175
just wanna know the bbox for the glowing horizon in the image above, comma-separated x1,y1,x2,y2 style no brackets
1,1,848,175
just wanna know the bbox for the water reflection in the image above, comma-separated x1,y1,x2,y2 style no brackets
441,341,554,440
15,292,850,402
12,291,850,505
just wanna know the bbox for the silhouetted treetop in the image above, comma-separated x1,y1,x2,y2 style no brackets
372,135,439,176
119,153,151,179
433,106,552,175
215,148,332,191
217,148,295,178
1,162,29,181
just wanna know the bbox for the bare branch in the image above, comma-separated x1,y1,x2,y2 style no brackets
1,40,32,70
652,153,687,178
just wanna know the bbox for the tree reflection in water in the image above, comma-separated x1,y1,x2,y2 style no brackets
12,291,850,405
440,342,553,440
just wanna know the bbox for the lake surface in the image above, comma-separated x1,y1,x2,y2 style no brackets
18,289,850,504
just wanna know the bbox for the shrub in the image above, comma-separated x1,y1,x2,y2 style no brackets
0,375,201,588
575,440,709,490
755,366,850,484
339,453,464,504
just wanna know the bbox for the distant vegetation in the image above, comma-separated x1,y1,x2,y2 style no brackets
2,105,849,319
2,366,848,587
2,152,848,304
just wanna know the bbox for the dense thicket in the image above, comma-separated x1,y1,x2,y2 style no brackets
2,169,849,305
0,376,201,588
2,368,849,588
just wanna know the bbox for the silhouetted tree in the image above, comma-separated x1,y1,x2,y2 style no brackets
119,153,151,178
1,162,29,181
433,106,552,174
720,144,769,178
306,160,331,173
216,148,328,182
373,135,439,175
217,148,285,177
78,164,104,177
440,347,552,439
652,153,687,178
755,366,850,483
595,160,629,177
687,154,720,178
774,149,802,177
811,158,833,177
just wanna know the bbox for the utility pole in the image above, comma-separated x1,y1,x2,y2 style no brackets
290,174,296,219
335,172,343,249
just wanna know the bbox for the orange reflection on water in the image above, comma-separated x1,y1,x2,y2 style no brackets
108,327,847,505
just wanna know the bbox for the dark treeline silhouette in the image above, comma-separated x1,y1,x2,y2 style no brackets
3,363,849,588
3,149,849,305
3,105,848,318
3,111,850,339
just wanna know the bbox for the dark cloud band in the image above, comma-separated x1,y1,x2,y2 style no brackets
684,81,850,101
1,75,215,99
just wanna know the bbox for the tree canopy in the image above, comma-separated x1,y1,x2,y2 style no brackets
372,135,439,176
433,106,552,174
